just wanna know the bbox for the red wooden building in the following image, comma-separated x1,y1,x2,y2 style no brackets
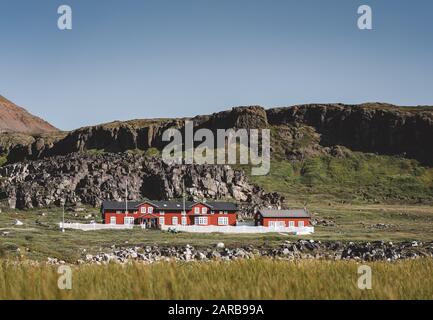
254,209,311,228
101,200,238,228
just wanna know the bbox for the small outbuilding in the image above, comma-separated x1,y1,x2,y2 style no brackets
254,208,312,228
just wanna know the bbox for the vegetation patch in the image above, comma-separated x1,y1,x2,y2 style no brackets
247,153,433,204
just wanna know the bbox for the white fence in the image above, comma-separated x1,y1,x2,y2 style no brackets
161,225,314,235
59,222,134,231
59,223,314,235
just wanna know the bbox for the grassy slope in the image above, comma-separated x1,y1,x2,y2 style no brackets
1,258,432,299
249,153,433,205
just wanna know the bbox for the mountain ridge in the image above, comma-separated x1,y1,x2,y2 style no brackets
0,95,58,134
1,98,433,166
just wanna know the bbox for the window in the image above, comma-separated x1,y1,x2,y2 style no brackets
288,221,295,227
298,221,304,227
172,217,178,225
195,216,208,225
148,207,153,214
141,207,146,214
219,211,223,214
210,210,214,215
224,211,228,215
201,207,207,214
194,207,200,214
116,210,122,214
159,211,164,215
218,217,229,226
124,217,134,225
110,217,117,225
269,221,285,228
159,217,165,225
181,217,187,225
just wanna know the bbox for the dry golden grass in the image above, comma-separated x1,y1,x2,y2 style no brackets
1,258,432,300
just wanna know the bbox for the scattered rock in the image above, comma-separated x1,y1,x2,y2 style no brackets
69,240,433,265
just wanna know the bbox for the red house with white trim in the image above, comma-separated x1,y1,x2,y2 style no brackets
254,209,312,228
101,200,238,228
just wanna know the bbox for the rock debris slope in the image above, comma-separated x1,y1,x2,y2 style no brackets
0,153,283,213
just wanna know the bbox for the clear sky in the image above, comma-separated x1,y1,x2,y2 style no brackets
1,0,432,130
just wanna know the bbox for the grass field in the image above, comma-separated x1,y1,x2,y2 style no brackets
1,201,433,263
1,258,432,300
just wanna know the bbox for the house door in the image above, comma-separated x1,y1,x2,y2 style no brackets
143,218,158,229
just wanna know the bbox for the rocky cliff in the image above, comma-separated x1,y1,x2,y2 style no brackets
267,103,433,165
0,153,283,212
2,102,433,165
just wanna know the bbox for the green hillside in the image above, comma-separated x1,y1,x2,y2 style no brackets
246,153,433,205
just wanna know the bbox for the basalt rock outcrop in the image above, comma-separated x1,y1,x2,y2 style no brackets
0,153,283,213
267,103,433,165
2,102,433,165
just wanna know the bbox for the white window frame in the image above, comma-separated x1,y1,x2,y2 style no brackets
201,207,208,214
269,221,285,228
195,216,208,225
141,207,146,214
148,207,153,214
194,207,200,214
172,217,179,226
219,211,223,214
110,217,117,225
159,217,165,225
298,221,304,227
159,211,164,215
288,221,295,227
181,217,187,225
218,217,229,226
210,210,214,215
124,217,134,225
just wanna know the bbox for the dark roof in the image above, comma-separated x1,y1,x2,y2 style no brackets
258,209,310,218
101,200,237,211
146,200,196,211
101,201,142,211
206,202,238,211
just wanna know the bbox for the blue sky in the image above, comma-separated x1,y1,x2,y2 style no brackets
1,0,432,130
